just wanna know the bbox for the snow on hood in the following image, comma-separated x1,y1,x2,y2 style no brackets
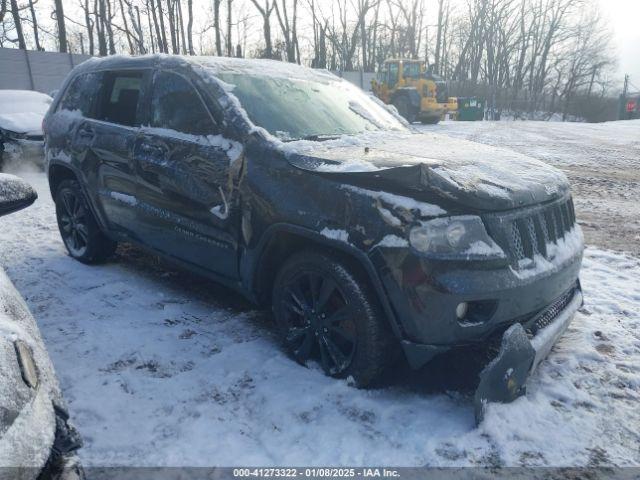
285,131,570,211
0,268,61,460
0,90,52,135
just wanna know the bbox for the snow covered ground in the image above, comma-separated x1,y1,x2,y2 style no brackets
1,121,639,467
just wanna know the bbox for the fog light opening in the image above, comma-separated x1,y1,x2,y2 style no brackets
456,302,469,320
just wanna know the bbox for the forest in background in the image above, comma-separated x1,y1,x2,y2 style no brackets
0,0,620,121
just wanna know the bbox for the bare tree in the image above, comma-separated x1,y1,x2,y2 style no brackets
186,0,194,54
9,0,26,49
274,0,299,62
249,0,276,58
226,0,234,56
53,0,68,51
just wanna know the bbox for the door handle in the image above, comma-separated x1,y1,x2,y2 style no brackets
77,124,95,139
139,142,167,156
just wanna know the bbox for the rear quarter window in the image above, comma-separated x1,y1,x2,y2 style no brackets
58,72,102,117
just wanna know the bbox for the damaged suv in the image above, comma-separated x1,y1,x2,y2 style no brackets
43,56,583,418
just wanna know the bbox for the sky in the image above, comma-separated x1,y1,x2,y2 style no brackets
596,0,640,91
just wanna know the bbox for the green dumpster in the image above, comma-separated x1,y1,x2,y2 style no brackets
457,97,485,121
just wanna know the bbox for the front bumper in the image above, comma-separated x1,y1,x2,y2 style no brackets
474,284,583,423
371,228,583,359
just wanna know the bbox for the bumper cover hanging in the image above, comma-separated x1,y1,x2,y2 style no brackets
474,286,583,423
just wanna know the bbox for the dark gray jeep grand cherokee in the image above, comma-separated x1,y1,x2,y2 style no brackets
43,55,583,419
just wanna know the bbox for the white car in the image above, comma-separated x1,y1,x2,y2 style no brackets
0,173,82,479
0,90,52,170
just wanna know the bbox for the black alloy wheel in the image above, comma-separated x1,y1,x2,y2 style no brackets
273,251,396,387
58,187,89,257
281,270,357,375
55,179,117,263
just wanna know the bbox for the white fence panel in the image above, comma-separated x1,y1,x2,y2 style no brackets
0,47,91,94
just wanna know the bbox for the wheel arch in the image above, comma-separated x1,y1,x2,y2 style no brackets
247,224,405,340
47,161,111,235
48,162,79,199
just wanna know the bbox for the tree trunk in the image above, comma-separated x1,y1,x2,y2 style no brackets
156,0,168,53
118,0,134,53
28,0,42,50
166,0,178,53
226,0,233,57
177,0,187,54
53,0,68,52
186,0,194,54
84,0,95,55
9,0,26,50
106,0,116,54
213,0,222,55
434,0,444,73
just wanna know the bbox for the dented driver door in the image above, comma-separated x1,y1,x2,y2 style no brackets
133,69,240,279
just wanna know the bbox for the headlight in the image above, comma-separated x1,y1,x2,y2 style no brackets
14,340,38,388
409,215,505,259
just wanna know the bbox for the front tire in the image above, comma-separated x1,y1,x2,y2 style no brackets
55,179,117,264
272,250,395,387
392,96,416,124
420,116,441,125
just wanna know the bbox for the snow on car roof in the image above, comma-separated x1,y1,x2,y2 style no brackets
185,56,339,83
79,53,340,84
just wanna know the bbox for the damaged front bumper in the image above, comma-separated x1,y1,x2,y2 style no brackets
474,284,583,423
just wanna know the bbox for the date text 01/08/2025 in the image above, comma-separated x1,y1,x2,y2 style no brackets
233,468,401,478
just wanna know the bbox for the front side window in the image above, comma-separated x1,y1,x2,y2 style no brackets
150,71,216,136
96,71,144,127
59,72,101,117
215,73,406,141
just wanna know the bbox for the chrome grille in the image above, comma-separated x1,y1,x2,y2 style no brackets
485,196,576,268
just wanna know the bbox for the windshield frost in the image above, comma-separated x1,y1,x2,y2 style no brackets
215,73,407,140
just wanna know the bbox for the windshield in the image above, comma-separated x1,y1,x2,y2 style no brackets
216,73,407,141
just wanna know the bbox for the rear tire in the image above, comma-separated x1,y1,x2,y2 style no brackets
272,250,396,387
55,179,117,264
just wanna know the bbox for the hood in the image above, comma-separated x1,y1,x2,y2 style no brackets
0,268,61,462
0,112,44,136
285,131,570,211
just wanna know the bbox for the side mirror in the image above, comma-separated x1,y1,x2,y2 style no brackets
0,173,37,217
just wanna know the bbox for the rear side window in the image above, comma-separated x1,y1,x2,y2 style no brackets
59,72,101,116
150,71,216,136
95,71,144,127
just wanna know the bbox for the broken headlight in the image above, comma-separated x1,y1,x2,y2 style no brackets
409,215,505,259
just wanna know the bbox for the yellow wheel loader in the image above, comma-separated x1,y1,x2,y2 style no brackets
371,59,457,124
